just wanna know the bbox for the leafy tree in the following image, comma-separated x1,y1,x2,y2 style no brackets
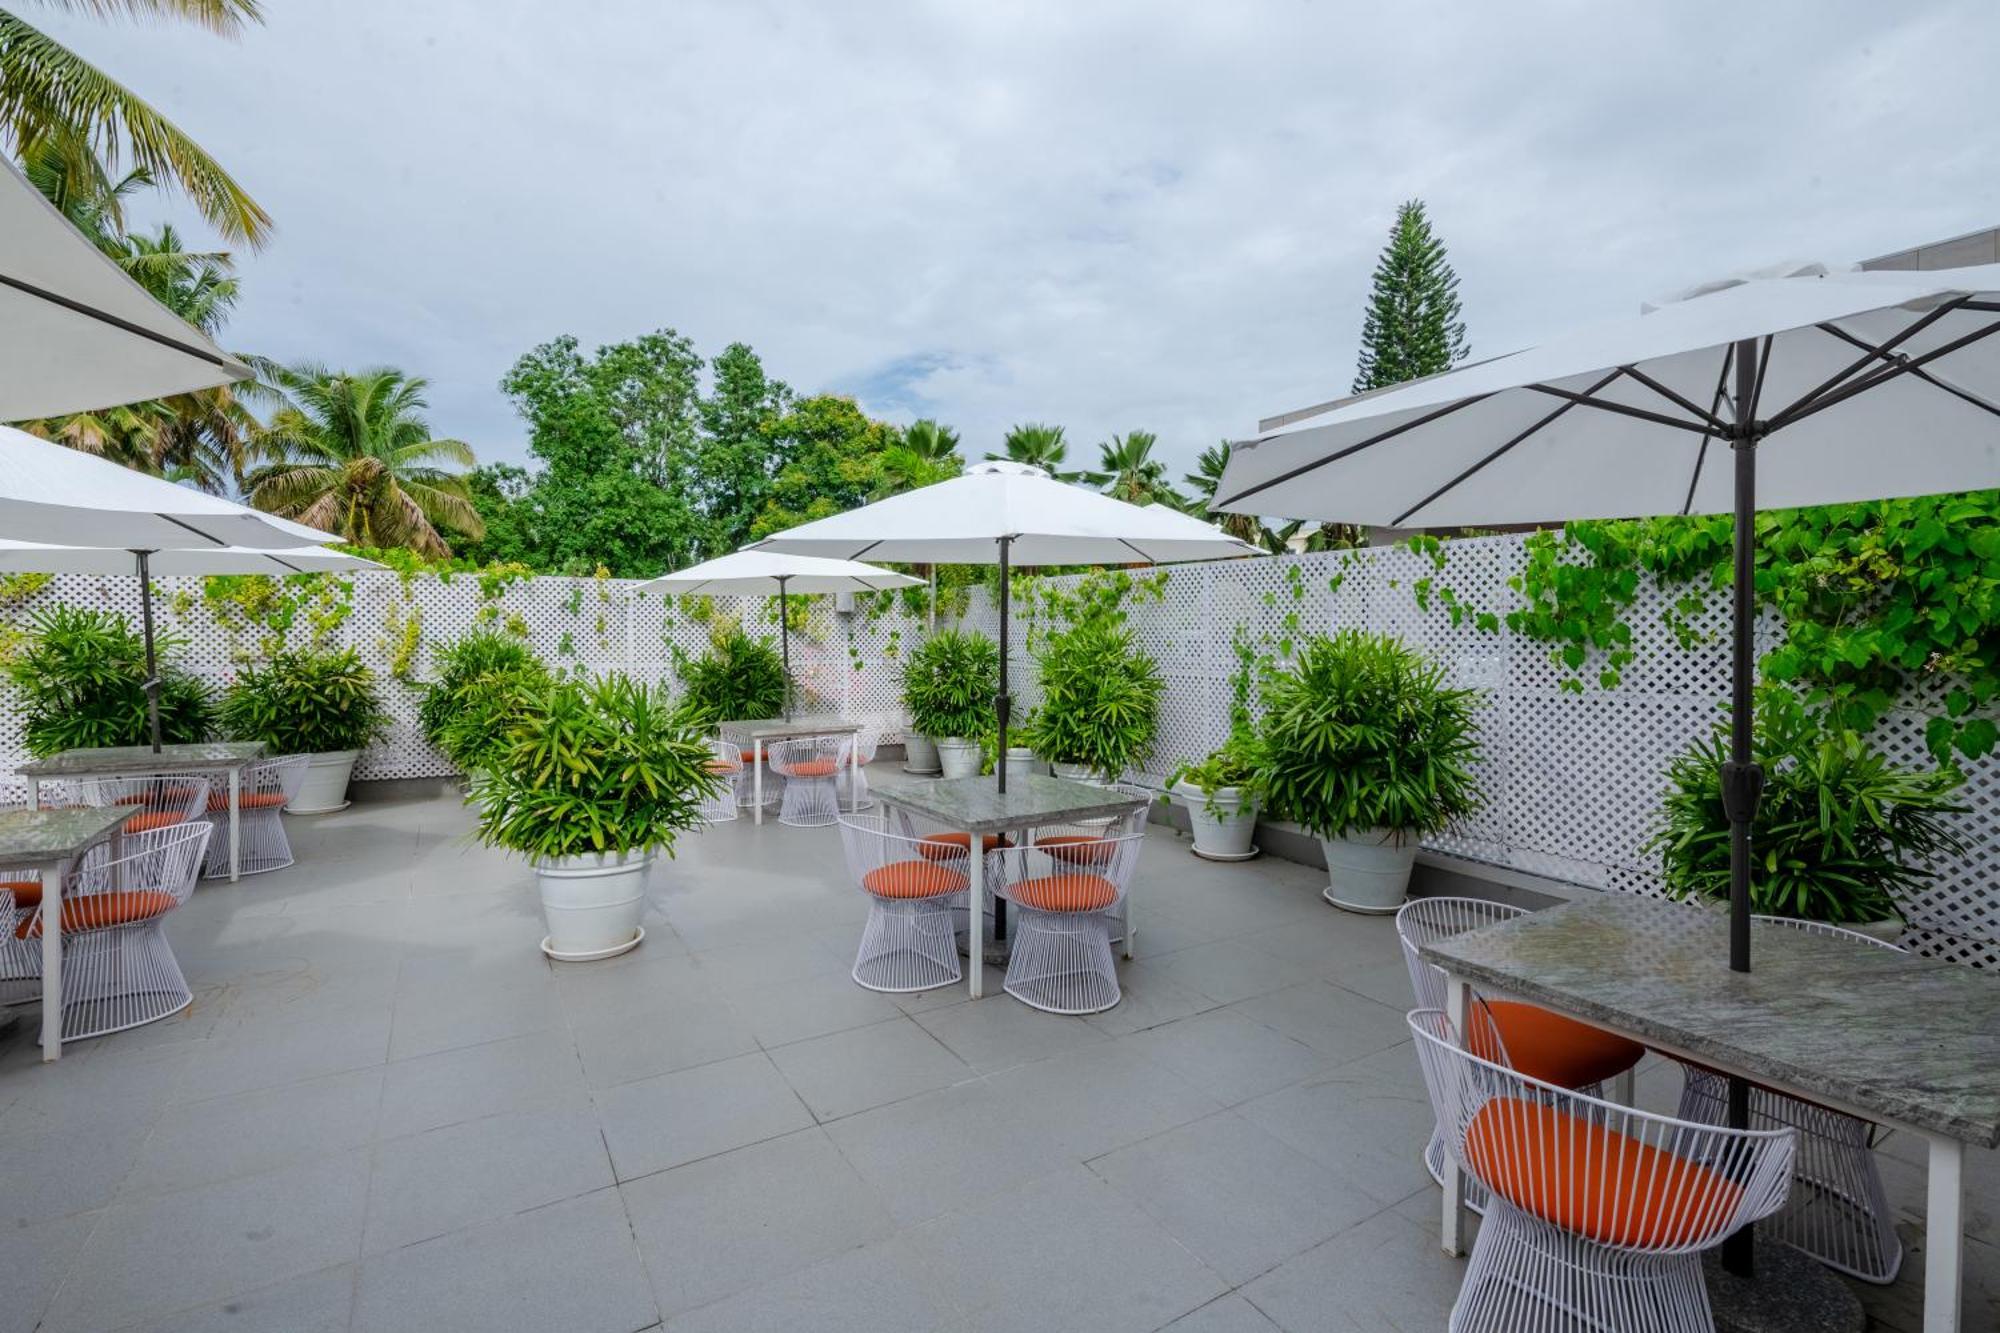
245,364,482,557
691,342,790,555
1353,199,1469,393
988,422,1070,474
902,418,960,462
1088,430,1178,506
0,0,272,246
752,394,899,536
1183,441,1267,545
455,463,540,567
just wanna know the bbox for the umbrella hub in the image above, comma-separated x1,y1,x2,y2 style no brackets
967,460,1049,479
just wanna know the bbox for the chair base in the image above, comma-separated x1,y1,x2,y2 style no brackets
854,898,962,992
1001,908,1120,1014
778,777,839,828
1455,1203,1713,1333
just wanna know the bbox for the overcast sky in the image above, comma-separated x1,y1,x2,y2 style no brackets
50,0,2000,480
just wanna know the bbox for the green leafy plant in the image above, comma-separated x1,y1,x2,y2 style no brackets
1648,691,1969,925
902,629,999,740
436,668,548,774
1256,630,1482,842
1167,736,1264,815
1024,619,1163,776
4,607,213,756
676,629,787,724
471,673,722,860
219,648,389,755
418,630,547,747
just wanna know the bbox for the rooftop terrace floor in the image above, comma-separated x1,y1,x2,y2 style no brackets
0,774,1992,1331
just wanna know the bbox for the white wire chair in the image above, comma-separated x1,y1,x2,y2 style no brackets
839,728,879,810
201,754,309,878
1408,1007,1795,1333
735,742,779,810
837,814,967,992
1672,915,1906,1283
989,828,1145,1014
1397,897,1648,1207
77,773,213,835
0,821,213,1044
769,734,844,828
699,736,740,824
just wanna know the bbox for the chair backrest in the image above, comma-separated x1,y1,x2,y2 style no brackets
84,773,212,830
245,755,313,803
992,828,1145,910
1395,896,1525,1011
844,729,879,766
770,734,844,777
837,813,970,896
1406,1008,1794,1255
72,819,212,908
1755,914,1905,954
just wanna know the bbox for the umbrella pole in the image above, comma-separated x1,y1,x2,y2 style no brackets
996,537,1012,793
135,550,163,754
776,575,793,721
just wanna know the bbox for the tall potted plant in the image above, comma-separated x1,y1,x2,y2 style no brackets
676,629,787,726
220,648,389,812
1024,618,1163,783
5,606,214,755
472,674,721,961
1649,690,1967,937
419,629,546,774
903,629,999,779
1257,631,1482,912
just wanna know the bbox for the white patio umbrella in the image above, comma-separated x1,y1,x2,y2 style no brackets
1,155,252,419
641,551,921,719
754,460,1261,788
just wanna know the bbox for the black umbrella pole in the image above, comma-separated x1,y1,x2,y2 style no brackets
775,577,795,721
996,538,1012,793
136,551,163,753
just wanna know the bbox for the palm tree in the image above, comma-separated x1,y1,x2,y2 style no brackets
1088,430,1178,506
987,422,1071,475
1,0,272,246
1182,441,1266,545
902,418,960,463
245,365,484,557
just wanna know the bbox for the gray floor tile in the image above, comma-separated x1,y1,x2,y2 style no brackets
571,992,760,1090
1083,966,1221,1036
0,1211,95,1333
913,992,1105,1072
662,1233,962,1333
692,932,850,993
987,1040,1223,1161
724,968,903,1048
387,964,563,1061
376,1027,589,1139
40,1150,369,1333
767,1016,973,1122
1145,940,1317,1006
353,1189,659,1333
365,1104,615,1252
1162,1294,1282,1331
174,1005,391,1102
595,1051,814,1180
1237,1040,1435,1208
126,1066,383,1198
624,1126,896,1317
0,1040,194,1136
0,1103,153,1226
124,1263,355,1333
1226,980,1411,1064
1241,1207,1466,1333
1127,1010,1330,1105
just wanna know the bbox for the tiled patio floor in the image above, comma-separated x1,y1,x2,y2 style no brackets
0,772,1992,1331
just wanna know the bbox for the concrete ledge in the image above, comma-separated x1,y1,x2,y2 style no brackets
351,775,462,804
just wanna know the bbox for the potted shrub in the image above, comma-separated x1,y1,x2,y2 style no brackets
419,629,545,770
1258,630,1482,913
220,648,389,812
1166,735,1263,860
472,673,721,961
1024,618,1163,784
902,629,999,780
5,606,213,755
436,666,549,781
677,629,787,726
1649,690,1968,937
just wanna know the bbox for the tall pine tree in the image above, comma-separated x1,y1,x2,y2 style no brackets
1352,200,1469,393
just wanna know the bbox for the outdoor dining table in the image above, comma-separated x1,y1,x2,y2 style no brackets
716,719,863,826
19,742,268,883
0,804,131,1061
1419,894,2000,1333
870,774,1149,998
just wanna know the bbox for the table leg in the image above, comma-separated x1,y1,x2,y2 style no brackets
229,768,242,883
26,777,39,812
849,739,861,812
1924,1134,1964,1333
966,829,984,999
1440,974,1472,1257
754,741,765,826
37,853,66,1061
1610,1067,1635,1107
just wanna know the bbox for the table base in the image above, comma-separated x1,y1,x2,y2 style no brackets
1702,1234,1863,1333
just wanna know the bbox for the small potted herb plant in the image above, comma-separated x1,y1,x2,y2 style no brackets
1257,630,1482,912
676,629,788,726
6,606,214,755
1649,690,1967,937
1025,618,1163,784
220,647,389,812
1166,735,1263,860
902,629,999,779
473,673,721,961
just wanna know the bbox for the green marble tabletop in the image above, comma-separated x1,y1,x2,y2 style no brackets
717,719,861,741
1420,894,2000,1146
18,741,267,777
871,774,1148,833
0,805,130,860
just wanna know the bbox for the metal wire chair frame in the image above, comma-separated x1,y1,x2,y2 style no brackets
769,734,846,828
839,729,880,810
837,813,967,993
699,735,741,825
988,828,1145,1014
201,755,309,878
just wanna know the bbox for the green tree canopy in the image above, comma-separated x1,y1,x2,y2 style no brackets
1353,199,1469,393
752,394,900,537
690,342,790,555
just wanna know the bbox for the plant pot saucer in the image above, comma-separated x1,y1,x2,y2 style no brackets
902,765,942,776
287,800,350,815
1192,843,1261,863
1322,887,1400,915
541,926,644,963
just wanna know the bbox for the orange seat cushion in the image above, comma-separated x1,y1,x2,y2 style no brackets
16,890,178,940
786,759,839,778
916,832,1011,862
1034,833,1113,866
206,792,289,812
861,861,968,899
1,878,42,909
1471,1001,1645,1090
1464,1096,1746,1248
740,749,759,764
704,759,740,775
121,810,188,834
1010,872,1118,912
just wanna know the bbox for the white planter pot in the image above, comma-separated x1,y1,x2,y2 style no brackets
1004,747,1041,784
1320,829,1418,914
1050,761,1108,785
289,750,359,814
936,736,982,780
1173,782,1258,860
533,849,653,961
903,733,941,775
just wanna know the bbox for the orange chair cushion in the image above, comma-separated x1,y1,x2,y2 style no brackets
786,759,839,778
1464,1096,1745,1248
206,792,289,812
1034,833,1114,866
113,783,202,808
1010,872,1118,912
121,810,188,834
704,759,740,775
740,750,759,764
1,879,42,909
861,861,968,899
1471,1001,1645,1090
16,890,178,940
916,832,1011,862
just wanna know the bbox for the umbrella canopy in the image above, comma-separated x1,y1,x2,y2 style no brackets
0,540,383,577
1,156,252,420
0,425,333,549
644,551,920,719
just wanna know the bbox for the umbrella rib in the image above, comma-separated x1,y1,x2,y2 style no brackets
154,513,230,548
846,540,884,561
1767,300,1967,424
1813,322,2000,422
1213,393,1493,509
1620,366,1729,431
1747,335,1774,419
1391,369,1622,527
0,272,233,370
1679,352,1736,516
1771,314,2000,431
1116,538,1157,565
1521,382,1713,434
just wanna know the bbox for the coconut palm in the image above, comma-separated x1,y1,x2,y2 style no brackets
1,0,272,246
245,365,484,557
902,418,961,463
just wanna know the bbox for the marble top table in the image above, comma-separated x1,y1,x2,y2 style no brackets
716,720,863,826
1421,894,2000,1333
0,805,130,1062
21,741,267,883
871,775,1148,997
